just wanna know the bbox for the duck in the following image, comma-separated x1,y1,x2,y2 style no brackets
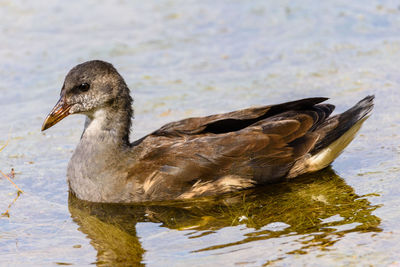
41,60,374,203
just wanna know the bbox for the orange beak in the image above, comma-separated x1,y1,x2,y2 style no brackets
41,96,71,131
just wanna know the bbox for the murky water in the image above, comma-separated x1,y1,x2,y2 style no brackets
0,0,399,266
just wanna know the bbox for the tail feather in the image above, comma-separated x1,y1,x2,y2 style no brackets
288,95,374,177
307,116,369,172
313,95,374,154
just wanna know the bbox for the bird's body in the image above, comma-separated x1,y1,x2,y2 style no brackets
42,60,374,203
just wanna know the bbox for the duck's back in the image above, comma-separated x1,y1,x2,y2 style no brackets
128,96,374,201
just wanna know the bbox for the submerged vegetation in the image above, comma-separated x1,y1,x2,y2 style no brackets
69,168,381,265
1,140,23,217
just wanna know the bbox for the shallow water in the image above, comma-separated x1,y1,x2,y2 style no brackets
0,0,399,266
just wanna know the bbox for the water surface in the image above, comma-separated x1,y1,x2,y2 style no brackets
0,0,399,266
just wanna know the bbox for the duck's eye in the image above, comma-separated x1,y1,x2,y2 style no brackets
78,83,90,92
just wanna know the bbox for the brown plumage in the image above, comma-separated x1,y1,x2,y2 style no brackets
41,60,374,203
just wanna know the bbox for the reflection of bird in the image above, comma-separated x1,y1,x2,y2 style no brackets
68,168,381,265
42,60,374,203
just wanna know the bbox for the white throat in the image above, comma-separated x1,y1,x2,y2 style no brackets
83,109,109,138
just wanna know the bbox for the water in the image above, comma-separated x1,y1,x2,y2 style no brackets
0,0,399,265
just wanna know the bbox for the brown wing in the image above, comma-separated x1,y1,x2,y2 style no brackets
129,97,335,200
151,97,332,136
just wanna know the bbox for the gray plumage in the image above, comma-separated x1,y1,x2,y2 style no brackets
41,60,374,203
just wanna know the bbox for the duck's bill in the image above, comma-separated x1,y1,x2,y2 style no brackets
41,97,71,131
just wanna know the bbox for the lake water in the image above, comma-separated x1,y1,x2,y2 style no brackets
0,0,399,266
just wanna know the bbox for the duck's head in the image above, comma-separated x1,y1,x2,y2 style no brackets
42,60,130,131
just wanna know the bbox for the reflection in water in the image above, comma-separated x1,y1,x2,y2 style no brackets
68,168,381,266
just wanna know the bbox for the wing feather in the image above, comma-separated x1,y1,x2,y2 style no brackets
130,97,335,199
151,97,329,136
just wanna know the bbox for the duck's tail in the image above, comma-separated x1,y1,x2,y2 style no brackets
307,95,374,172
289,95,374,177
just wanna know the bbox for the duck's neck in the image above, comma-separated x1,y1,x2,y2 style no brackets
81,98,133,148
68,86,136,202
